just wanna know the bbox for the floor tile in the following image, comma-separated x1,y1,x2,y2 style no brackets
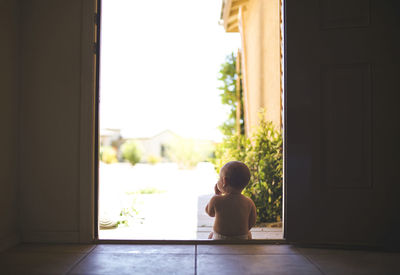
197,244,299,255
197,254,322,275
304,250,400,275
196,226,283,240
92,244,194,254
0,252,85,275
296,247,368,255
69,253,194,275
7,244,95,254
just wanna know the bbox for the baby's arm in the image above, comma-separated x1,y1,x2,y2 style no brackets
205,183,222,217
248,200,257,230
214,183,222,195
205,196,218,217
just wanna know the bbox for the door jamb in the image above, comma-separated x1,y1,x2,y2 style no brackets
93,0,101,242
92,0,287,244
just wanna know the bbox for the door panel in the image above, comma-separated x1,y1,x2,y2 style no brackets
285,0,400,246
321,64,372,189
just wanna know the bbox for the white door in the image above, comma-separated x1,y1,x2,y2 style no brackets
285,0,400,246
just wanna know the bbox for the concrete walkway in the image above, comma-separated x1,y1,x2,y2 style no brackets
99,162,282,240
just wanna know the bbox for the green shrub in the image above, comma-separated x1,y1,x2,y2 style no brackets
212,134,249,173
212,116,283,223
167,138,214,169
125,188,165,195
121,140,142,165
147,155,161,165
100,146,118,164
137,187,165,194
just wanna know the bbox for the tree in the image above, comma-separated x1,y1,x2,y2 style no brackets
121,140,142,165
218,52,245,136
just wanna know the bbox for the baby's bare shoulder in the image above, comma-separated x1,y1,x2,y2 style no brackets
242,195,256,206
209,195,223,204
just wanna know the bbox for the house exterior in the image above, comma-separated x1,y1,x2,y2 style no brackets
130,130,179,162
100,129,179,162
221,0,282,134
99,128,122,147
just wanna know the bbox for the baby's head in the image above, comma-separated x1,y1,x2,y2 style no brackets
218,161,251,193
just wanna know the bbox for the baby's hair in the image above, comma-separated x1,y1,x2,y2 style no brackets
222,161,251,190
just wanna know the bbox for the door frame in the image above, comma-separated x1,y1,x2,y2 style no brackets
90,0,288,244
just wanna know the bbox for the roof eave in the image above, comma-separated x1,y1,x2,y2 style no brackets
221,0,248,33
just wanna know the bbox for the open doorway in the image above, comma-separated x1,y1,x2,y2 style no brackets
97,0,284,240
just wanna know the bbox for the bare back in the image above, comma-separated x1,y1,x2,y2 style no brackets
209,193,256,236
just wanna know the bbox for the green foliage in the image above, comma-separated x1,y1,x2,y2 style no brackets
118,198,140,226
212,116,283,223
147,155,161,165
137,187,165,194
212,134,249,174
167,138,214,169
126,188,166,195
100,146,118,164
218,52,244,136
244,118,283,223
215,53,282,224
121,140,142,165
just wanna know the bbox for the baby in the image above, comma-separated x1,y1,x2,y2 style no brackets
205,161,257,240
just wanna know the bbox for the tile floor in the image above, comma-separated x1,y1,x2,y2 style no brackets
1,243,399,274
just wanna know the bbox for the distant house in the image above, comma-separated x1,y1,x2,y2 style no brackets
99,128,122,147
103,129,215,164
99,128,124,161
129,130,180,162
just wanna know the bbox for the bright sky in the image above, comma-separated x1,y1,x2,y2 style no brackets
99,0,240,141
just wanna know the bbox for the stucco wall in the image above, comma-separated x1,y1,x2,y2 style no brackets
242,0,281,133
242,0,263,132
0,0,20,251
261,0,281,128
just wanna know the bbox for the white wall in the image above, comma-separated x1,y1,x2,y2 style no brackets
0,0,20,251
